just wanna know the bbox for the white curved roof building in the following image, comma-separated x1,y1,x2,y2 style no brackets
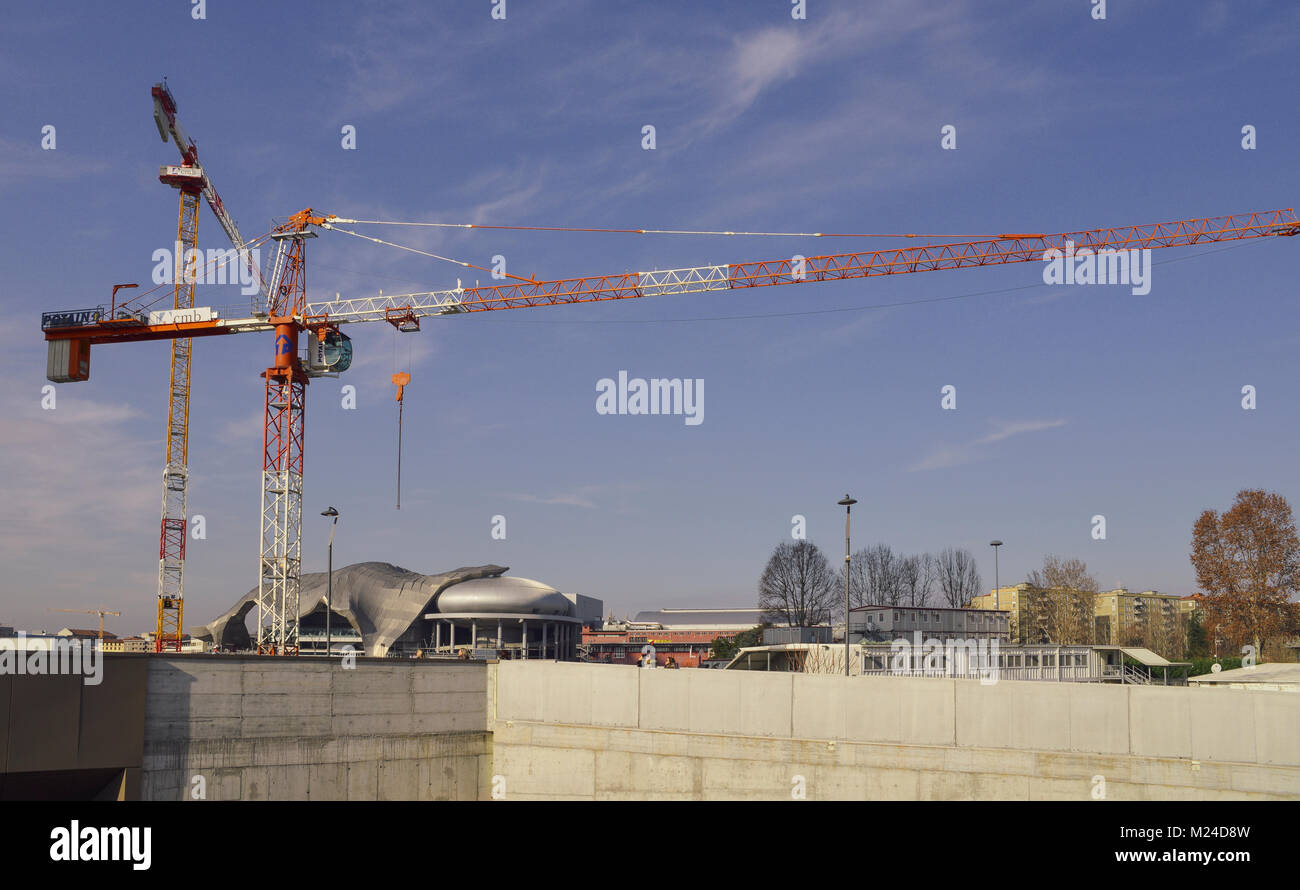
196,562,600,658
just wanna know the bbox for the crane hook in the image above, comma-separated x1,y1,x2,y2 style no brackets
392,373,411,509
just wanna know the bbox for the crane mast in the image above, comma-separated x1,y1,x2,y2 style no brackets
153,171,199,652
256,224,313,655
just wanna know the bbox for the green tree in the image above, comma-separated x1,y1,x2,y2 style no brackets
1185,609,1210,657
710,626,762,661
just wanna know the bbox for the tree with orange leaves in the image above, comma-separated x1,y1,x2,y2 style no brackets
1190,489,1300,656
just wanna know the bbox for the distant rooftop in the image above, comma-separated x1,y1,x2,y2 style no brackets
58,628,119,639
658,608,757,613
633,609,762,627
1188,663,1300,686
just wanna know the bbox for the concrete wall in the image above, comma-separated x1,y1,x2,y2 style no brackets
143,656,490,800
15,655,1296,801
490,661,1300,800
0,657,147,800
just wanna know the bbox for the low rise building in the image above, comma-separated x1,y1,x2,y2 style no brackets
849,604,1009,644
583,608,761,667
56,628,119,647
762,626,832,645
102,636,154,653
1188,662,1300,692
726,641,1188,684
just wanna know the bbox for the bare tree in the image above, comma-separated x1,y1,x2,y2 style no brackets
936,547,982,608
899,553,936,607
921,553,938,606
843,543,903,606
759,541,838,626
1139,606,1186,660
866,543,904,605
1027,555,1098,644
843,548,872,609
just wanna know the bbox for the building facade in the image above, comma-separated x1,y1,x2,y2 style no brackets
1093,588,1189,646
101,636,153,653
969,585,1054,644
969,584,1194,651
849,604,1009,644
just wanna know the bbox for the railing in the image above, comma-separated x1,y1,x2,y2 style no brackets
1122,664,1152,685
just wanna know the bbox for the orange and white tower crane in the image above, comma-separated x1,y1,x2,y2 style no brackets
149,82,268,651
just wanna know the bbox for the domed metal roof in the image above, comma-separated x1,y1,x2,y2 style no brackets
195,561,513,655
433,576,572,616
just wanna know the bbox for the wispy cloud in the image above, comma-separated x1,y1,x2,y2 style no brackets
503,489,600,509
218,406,265,446
0,322,158,618
910,417,1067,471
500,481,647,510
0,137,110,192
722,27,805,120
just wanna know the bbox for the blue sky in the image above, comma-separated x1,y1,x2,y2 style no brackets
1,1,1297,635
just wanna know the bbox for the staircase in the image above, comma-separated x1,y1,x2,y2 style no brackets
1122,663,1151,685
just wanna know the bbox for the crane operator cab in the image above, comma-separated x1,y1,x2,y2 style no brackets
304,327,353,376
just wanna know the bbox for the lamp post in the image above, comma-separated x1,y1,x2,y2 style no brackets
990,540,1004,640
322,507,339,656
838,494,858,677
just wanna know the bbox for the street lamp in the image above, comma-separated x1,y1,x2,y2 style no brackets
838,494,858,677
322,507,339,656
990,540,1004,640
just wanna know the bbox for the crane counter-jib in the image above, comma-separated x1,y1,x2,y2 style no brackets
41,314,272,382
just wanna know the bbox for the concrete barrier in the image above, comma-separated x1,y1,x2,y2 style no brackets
491,661,1300,800
142,655,490,801
19,654,1295,800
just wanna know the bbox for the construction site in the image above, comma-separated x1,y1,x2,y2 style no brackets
8,76,1297,805
3,12,1300,871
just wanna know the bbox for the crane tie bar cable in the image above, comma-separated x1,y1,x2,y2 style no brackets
319,222,538,284
123,230,277,313
325,218,995,239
